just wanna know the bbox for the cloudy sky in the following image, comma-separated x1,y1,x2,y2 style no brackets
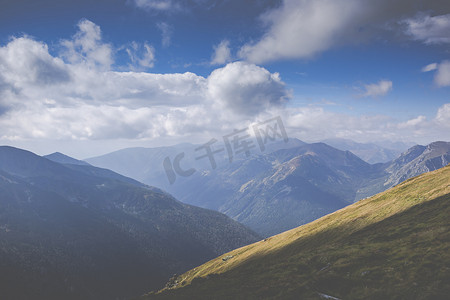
0,0,449,158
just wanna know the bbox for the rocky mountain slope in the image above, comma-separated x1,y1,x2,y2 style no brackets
384,141,450,188
169,143,384,237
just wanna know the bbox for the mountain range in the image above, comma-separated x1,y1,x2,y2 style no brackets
0,146,259,300
143,164,450,299
1,140,449,299
87,140,450,237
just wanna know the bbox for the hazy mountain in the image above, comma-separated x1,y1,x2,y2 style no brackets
322,138,407,164
144,165,450,299
85,144,197,192
169,143,386,236
85,139,307,192
0,146,259,300
88,141,384,237
86,140,449,237
374,140,417,152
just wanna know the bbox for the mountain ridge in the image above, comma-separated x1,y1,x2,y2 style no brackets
85,140,450,237
143,164,450,299
0,146,260,300
45,152,91,166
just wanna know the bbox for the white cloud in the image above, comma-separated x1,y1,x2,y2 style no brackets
1,32,446,151
420,60,450,87
422,63,438,72
278,103,450,145
435,103,450,127
211,40,232,65
238,0,450,64
397,115,426,129
125,41,156,69
207,62,290,115
0,103,217,141
0,37,70,88
0,32,289,142
239,0,363,63
133,0,178,12
157,22,173,47
132,0,220,13
404,13,450,44
0,19,448,157
61,19,113,70
362,80,393,97
435,60,450,87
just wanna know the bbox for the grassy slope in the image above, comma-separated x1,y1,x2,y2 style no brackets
143,165,450,299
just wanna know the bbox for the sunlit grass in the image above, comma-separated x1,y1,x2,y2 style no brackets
143,165,450,299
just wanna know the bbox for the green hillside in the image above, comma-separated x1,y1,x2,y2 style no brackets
143,165,450,299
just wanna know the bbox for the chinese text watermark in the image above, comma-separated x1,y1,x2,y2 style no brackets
163,116,288,184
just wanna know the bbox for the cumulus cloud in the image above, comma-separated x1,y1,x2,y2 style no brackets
404,13,450,44
362,80,393,97
61,19,113,70
397,115,427,129
0,37,70,87
434,60,450,87
393,103,450,141
125,41,156,69
211,40,232,65
422,60,450,87
0,103,216,141
0,18,448,156
0,29,289,142
0,36,71,114
278,103,450,144
207,62,290,115
435,103,450,127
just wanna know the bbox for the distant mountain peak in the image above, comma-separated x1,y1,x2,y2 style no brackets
384,141,450,187
426,141,450,153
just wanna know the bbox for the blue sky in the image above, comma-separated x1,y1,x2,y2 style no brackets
0,0,449,158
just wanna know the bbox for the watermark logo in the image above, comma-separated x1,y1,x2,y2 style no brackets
163,116,288,184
